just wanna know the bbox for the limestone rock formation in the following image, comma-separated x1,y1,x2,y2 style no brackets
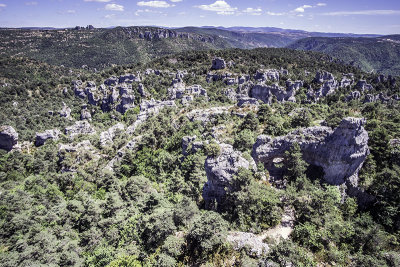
35,129,61,147
80,106,92,121
203,144,256,208
186,106,232,124
100,123,125,148
356,80,374,91
250,83,296,104
59,102,72,119
252,117,369,193
126,99,176,134
254,69,280,82
211,57,226,70
0,126,18,151
65,121,96,138
237,96,259,107
314,71,334,83
227,232,269,257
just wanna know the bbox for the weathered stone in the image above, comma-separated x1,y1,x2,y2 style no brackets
104,76,118,86
347,91,361,101
314,71,334,83
58,140,100,173
99,123,125,148
186,106,232,123
116,84,135,114
138,83,150,98
80,106,92,121
255,69,280,82
0,126,18,151
364,94,377,103
203,143,256,209
227,232,269,257
356,80,373,91
65,121,95,138
250,83,295,104
35,129,61,147
211,57,226,70
59,102,72,119
252,117,370,199
237,96,259,107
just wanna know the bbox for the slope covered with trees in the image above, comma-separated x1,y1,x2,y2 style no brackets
0,47,399,266
288,35,400,75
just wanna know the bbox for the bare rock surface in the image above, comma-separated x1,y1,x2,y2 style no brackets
203,144,256,208
65,121,96,138
35,129,61,147
252,117,370,199
0,126,18,151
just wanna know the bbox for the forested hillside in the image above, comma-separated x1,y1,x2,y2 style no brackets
288,35,400,75
0,47,399,266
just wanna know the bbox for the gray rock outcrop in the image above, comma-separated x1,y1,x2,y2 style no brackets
356,80,373,91
0,126,18,151
35,129,61,147
237,96,259,107
227,232,269,257
99,123,125,148
314,71,334,83
211,57,226,70
65,121,96,138
250,83,296,104
252,117,370,197
203,144,256,209
255,69,280,82
59,103,72,119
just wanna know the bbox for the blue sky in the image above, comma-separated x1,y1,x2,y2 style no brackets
0,0,399,34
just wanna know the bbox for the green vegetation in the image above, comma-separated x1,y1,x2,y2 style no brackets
288,35,400,75
0,45,399,266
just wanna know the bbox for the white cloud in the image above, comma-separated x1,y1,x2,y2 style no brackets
66,9,76,14
317,3,327,7
25,1,38,5
266,11,285,16
294,5,312,13
170,0,183,2
135,9,164,16
322,9,400,16
84,0,111,2
0,3,6,7
243,7,262,16
105,3,124,11
195,0,237,15
105,13,115,19
137,1,174,8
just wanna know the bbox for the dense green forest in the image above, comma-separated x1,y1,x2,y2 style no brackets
288,35,400,75
0,46,399,266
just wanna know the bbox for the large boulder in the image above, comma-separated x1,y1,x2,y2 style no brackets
0,126,18,151
252,117,370,197
211,57,226,70
203,144,256,209
35,129,61,147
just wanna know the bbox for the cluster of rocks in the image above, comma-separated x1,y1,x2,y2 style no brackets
74,78,137,114
373,74,396,86
252,117,372,203
307,71,339,101
126,99,176,134
254,69,280,82
250,83,298,104
186,106,232,124
201,117,373,208
169,84,208,105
